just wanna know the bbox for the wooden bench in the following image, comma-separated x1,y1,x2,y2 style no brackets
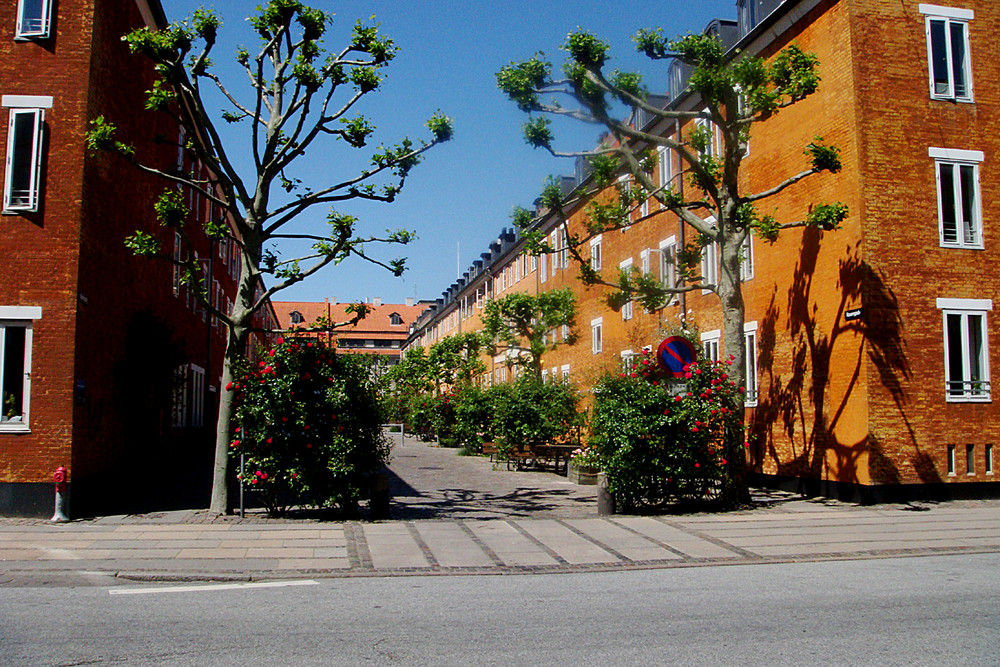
481,441,499,463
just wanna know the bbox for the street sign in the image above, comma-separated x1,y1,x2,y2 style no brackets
844,308,863,321
657,336,697,378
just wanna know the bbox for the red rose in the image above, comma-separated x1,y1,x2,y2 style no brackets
277,337,284,344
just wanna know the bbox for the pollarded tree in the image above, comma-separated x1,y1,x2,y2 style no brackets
481,289,577,378
497,30,847,507
87,2,452,514
426,332,487,391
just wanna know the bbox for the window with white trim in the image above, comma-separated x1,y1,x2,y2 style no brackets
701,329,720,363
0,306,38,431
937,297,991,401
658,145,672,191
590,235,602,271
931,147,983,248
621,349,636,372
15,0,52,40
745,321,758,407
620,258,633,321
701,241,718,292
947,444,956,475
920,5,973,103
539,251,547,283
986,443,994,475
561,364,570,380
618,174,632,232
740,235,754,281
966,444,975,475
659,236,677,304
591,317,603,354
3,101,48,213
558,227,569,269
640,249,651,276
695,117,717,159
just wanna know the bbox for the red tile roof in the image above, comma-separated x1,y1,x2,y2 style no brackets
271,301,424,335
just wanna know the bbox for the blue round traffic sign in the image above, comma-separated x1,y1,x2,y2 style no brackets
657,336,697,378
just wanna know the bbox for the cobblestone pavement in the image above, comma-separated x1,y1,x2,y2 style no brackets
2,436,1000,584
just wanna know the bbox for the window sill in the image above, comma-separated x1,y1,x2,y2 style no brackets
930,96,974,104
0,424,30,434
945,396,992,404
938,243,984,251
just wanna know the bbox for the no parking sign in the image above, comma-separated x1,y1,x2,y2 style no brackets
656,336,697,378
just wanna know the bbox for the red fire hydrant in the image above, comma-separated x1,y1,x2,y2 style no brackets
51,466,68,523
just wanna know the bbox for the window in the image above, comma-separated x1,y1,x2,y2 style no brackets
931,148,983,248
289,310,304,325
701,241,718,291
531,255,537,273
947,444,956,476
171,365,189,428
591,317,603,354
621,349,636,372
172,233,183,297
0,307,38,431
740,235,755,281
15,0,52,39
557,227,569,269
561,364,570,381
561,324,570,342
618,174,632,232
737,0,757,37
702,330,720,363
189,364,205,428
920,5,973,102
937,298,991,401
658,146,672,191
986,444,994,475
3,101,48,213
695,117,717,159
668,59,685,100
659,236,677,303
390,313,403,326
590,235,602,271
966,444,975,476
640,249,651,276
619,259,633,321
539,252,547,282
745,322,758,407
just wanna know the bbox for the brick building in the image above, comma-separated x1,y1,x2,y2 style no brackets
0,0,274,517
406,0,999,502
273,298,427,365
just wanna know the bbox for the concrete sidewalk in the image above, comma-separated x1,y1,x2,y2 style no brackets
3,438,1000,584
3,499,999,584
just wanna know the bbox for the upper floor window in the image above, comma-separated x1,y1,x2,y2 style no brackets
289,310,304,324
659,236,678,305
937,298,991,402
2,96,51,213
591,317,603,354
737,0,757,37
619,258,634,321
658,146,672,191
920,5,974,102
590,235,602,271
930,147,983,249
701,330,720,363
389,313,403,326
16,0,52,40
740,235,755,281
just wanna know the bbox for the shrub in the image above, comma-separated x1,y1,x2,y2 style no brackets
491,375,581,459
406,392,438,441
589,349,742,511
451,385,495,454
229,338,391,516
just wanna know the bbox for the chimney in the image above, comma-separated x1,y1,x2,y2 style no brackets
372,297,382,307
405,297,414,307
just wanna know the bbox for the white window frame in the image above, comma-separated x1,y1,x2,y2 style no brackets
619,258,634,321
557,226,569,269
986,443,994,475
591,317,603,354
937,297,991,402
920,5,974,103
930,148,983,249
3,100,48,213
966,443,975,476
0,306,39,432
740,234,755,281
561,364,570,381
658,145,672,191
620,349,636,372
539,251,547,282
701,241,718,293
947,444,956,476
590,235,602,271
618,174,632,232
744,321,758,407
189,364,205,428
701,329,721,363
15,0,53,40
659,236,678,305
695,117,717,159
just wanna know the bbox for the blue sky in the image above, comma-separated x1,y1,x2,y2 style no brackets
162,1,738,305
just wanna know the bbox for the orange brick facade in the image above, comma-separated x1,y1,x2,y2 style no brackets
407,0,999,501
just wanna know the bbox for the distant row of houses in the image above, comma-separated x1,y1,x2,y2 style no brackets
404,0,1000,503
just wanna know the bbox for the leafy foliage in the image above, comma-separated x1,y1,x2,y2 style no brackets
489,375,582,460
481,289,577,376
229,338,390,516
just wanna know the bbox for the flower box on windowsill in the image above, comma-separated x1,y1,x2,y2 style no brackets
567,461,599,485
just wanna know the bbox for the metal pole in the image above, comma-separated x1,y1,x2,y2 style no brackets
239,449,245,518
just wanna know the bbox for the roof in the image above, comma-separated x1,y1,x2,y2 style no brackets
271,301,425,336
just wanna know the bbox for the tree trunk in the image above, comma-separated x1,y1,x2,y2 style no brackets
208,324,248,514
718,236,752,508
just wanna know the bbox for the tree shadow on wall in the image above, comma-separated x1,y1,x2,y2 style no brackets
748,228,938,501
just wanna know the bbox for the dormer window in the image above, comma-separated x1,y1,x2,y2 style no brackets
289,311,304,325
668,60,685,100
389,312,403,326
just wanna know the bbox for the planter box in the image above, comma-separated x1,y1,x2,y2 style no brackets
567,461,599,485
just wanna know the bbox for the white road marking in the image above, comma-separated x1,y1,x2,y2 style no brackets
109,579,318,595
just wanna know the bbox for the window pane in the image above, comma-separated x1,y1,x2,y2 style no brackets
930,20,951,96
967,314,985,390
946,313,964,394
939,163,957,244
959,164,977,245
950,22,968,98
18,0,46,35
8,111,38,208
2,327,26,419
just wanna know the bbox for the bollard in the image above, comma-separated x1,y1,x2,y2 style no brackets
369,470,391,520
597,472,616,516
51,466,69,523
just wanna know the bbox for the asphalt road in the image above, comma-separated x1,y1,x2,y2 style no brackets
4,552,998,666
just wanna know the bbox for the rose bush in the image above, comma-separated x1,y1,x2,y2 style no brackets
589,349,743,511
229,337,391,517
490,375,582,461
